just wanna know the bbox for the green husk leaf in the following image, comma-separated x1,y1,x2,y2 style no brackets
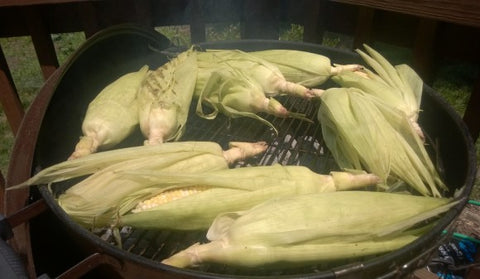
195,64,309,134
8,141,229,190
118,166,379,231
138,47,197,144
162,191,454,268
318,87,446,196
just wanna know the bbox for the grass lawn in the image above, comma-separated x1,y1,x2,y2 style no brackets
0,24,478,199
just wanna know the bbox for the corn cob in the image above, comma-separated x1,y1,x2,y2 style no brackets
137,47,197,145
162,191,456,268
318,87,446,197
117,165,380,231
55,141,267,228
196,49,322,99
68,65,149,160
249,49,363,88
196,65,310,134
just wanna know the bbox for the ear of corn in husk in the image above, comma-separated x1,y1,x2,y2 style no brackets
162,191,456,268
68,65,149,160
117,165,379,231
163,234,419,269
317,87,446,197
332,44,424,139
249,49,363,88
196,65,310,134
196,49,322,99
9,141,267,190
54,141,267,228
137,47,197,145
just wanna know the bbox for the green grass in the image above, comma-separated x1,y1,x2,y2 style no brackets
1,36,44,178
0,24,478,199
0,33,86,178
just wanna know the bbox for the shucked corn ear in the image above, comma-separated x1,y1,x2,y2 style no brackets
9,141,267,190
68,65,149,160
196,64,310,134
118,165,380,231
54,141,267,228
318,87,446,197
332,44,424,139
162,191,456,268
196,49,322,99
249,49,363,88
137,47,197,145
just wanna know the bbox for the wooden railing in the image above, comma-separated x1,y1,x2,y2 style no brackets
0,2,479,276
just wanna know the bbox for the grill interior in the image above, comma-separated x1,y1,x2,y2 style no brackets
45,93,442,277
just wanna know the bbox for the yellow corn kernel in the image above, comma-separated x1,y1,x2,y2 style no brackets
132,186,209,212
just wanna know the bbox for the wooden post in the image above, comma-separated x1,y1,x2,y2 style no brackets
189,0,206,43
0,45,24,135
77,1,101,38
134,0,154,27
303,0,326,44
413,18,438,83
22,6,59,80
463,74,480,142
353,6,375,49
242,0,279,39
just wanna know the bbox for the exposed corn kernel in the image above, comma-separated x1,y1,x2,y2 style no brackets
132,186,209,212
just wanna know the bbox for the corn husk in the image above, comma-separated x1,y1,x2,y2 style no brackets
117,165,379,231
137,47,197,145
318,87,446,197
163,234,420,269
68,65,149,160
196,65,310,134
162,191,456,268
332,44,424,138
196,49,320,98
9,141,267,189
249,49,362,88
54,141,267,228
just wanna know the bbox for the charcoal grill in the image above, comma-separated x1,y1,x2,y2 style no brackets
4,24,477,278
